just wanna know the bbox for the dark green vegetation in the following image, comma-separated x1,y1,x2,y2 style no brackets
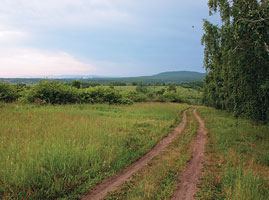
196,107,269,200
106,110,198,200
0,81,203,105
202,0,269,122
0,71,206,85
0,81,132,105
0,103,189,199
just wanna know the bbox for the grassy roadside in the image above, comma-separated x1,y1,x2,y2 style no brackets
105,109,198,200
0,103,189,200
196,107,269,200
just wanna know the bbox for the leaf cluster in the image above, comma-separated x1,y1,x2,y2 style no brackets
202,0,269,122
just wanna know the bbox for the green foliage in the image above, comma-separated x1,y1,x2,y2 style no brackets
71,80,82,89
18,81,132,105
202,0,269,122
109,81,127,86
80,86,132,105
135,83,148,94
179,81,204,92
1,81,202,105
21,81,79,104
81,81,100,88
163,91,188,103
122,90,147,102
0,82,25,102
167,83,177,92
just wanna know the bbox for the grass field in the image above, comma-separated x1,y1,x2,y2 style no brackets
1,103,268,200
196,107,269,200
105,109,198,199
0,103,189,199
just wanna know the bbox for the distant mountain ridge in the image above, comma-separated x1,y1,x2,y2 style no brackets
152,71,206,78
108,71,207,84
0,71,207,84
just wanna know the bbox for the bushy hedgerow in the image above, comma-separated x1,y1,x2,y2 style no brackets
122,87,190,104
0,83,25,102
80,86,133,105
18,81,133,105
122,90,147,102
20,81,79,104
162,91,188,103
1,81,194,105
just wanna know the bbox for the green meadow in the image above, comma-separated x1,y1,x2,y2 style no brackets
0,103,189,199
0,103,268,199
196,107,269,200
106,109,198,200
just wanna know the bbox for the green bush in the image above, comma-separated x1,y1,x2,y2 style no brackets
71,80,82,89
0,83,24,102
21,81,79,104
136,83,148,94
163,91,188,103
80,86,128,104
122,90,147,102
21,82,132,105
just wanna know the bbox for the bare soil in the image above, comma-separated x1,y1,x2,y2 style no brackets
81,110,187,200
171,109,207,200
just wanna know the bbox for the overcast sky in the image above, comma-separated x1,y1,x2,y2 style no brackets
0,0,218,78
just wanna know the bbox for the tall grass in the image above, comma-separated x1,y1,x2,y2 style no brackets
0,103,188,199
106,110,198,200
196,107,269,200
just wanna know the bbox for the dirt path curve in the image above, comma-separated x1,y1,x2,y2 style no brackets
171,109,207,200
81,110,187,200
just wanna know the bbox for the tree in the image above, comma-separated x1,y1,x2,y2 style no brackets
71,80,82,89
202,0,269,122
167,83,177,92
136,83,148,94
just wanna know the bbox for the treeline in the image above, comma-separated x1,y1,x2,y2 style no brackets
0,81,193,105
0,81,131,105
202,0,269,122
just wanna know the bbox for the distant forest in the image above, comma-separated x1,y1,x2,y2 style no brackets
0,71,206,85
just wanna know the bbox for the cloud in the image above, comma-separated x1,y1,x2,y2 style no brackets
0,28,29,44
0,0,134,29
0,48,95,78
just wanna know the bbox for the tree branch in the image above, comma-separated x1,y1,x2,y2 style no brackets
238,17,269,23
265,42,269,52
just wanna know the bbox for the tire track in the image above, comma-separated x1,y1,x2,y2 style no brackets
171,109,207,200
81,110,187,200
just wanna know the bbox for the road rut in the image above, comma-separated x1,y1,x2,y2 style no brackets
81,110,187,200
171,109,207,200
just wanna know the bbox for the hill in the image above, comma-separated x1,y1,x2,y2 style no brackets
0,71,207,85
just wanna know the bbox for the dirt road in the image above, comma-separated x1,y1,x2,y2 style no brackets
171,109,207,200
81,110,187,200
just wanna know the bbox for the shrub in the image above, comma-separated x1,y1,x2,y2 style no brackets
0,83,23,102
163,91,188,103
22,81,80,104
71,80,82,89
136,83,148,94
80,86,132,105
122,90,147,102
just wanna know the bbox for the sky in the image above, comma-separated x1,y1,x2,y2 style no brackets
0,0,218,78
